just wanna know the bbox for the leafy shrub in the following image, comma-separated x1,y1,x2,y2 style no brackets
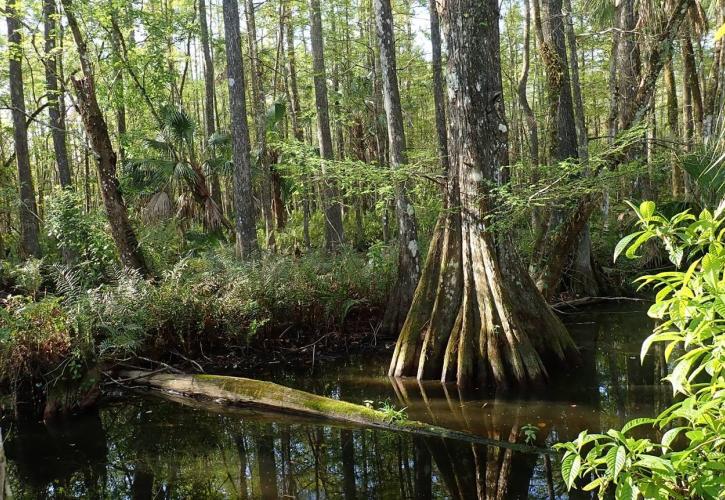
46,189,117,284
555,201,725,499
0,295,71,382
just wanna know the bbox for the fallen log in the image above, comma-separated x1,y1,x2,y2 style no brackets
117,369,553,455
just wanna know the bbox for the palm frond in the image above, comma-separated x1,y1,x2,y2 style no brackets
160,105,196,146
208,131,231,148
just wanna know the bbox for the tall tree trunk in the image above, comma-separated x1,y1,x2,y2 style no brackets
61,0,149,275
285,4,309,247
563,0,601,298
429,0,449,173
518,0,540,168
7,1,42,259
375,0,421,334
616,0,641,131
199,0,223,210
563,0,587,162
388,0,579,389
682,26,704,140
309,0,344,250
530,0,692,298
703,1,724,140
43,0,72,188
245,0,276,251
222,0,259,258
665,59,684,196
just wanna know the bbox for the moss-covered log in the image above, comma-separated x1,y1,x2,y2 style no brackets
117,370,552,455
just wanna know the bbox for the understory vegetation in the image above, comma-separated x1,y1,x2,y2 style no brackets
557,202,725,499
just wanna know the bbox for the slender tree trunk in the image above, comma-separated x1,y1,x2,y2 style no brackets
563,0,601,297
665,59,684,196
704,1,724,140
7,1,42,258
222,0,259,258
375,0,421,334
309,0,344,250
388,0,579,389
245,0,276,251
563,0,587,162
518,0,540,168
682,27,703,140
285,4,309,247
199,0,223,210
43,0,72,188
429,0,449,173
61,0,149,275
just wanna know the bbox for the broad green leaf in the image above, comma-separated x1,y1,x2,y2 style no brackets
582,477,605,492
661,427,685,449
614,231,643,263
614,446,626,481
561,453,580,490
640,201,656,219
615,475,639,500
621,417,655,434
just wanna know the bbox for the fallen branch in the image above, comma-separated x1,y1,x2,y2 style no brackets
117,369,553,455
551,296,649,311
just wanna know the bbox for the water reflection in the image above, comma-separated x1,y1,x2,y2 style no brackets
0,304,668,499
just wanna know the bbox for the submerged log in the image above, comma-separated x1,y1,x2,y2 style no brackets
117,370,552,455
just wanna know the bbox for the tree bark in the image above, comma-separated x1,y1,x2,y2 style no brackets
7,1,42,258
518,0,540,168
388,0,579,389
429,0,449,173
375,0,421,335
615,0,641,131
61,0,149,275
309,0,344,250
530,0,692,298
665,59,684,196
222,0,260,258
245,0,276,251
43,0,72,188
703,1,724,140
199,0,223,210
682,26,703,140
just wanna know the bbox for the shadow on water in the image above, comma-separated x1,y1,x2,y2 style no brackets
0,304,669,498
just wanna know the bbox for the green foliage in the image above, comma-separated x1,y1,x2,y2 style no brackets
555,201,725,499
46,189,117,284
0,295,71,382
364,399,408,423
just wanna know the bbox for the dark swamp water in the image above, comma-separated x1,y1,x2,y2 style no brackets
0,303,671,499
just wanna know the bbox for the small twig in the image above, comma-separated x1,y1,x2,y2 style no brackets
136,356,184,374
171,351,205,373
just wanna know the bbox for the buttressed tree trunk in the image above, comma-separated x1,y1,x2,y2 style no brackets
222,0,259,258
309,0,345,250
374,0,421,334
61,0,149,275
43,0,72,188
388,0,579,390
7,1,42,258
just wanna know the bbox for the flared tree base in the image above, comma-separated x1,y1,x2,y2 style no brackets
389,214,580,390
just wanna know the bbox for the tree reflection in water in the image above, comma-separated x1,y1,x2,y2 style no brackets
0,305,669,499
